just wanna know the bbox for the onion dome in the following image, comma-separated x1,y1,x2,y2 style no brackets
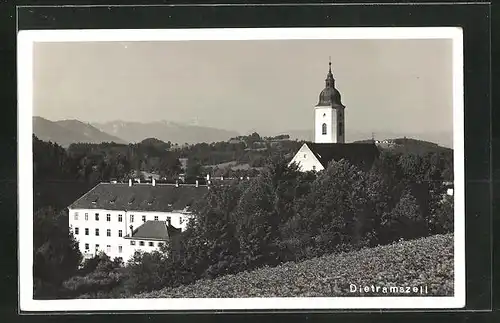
316,60,344,108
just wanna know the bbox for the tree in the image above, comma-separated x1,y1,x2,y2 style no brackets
33,207,82,299
381,189,425,242
62,254,125,298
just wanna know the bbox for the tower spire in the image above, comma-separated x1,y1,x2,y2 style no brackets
325,57,334,88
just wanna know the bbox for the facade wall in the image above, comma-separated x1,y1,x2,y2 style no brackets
288,144,324,172
121,238,167,263
315,106,337,143
68,207,190,262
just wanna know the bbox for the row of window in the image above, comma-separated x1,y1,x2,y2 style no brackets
84,243,123,254
83,241,164,252
75,227,123,237
130,240,164,247
74,212,178,224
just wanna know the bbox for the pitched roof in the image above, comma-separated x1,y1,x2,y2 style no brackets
306,142,379,169
68,182,208,212
126,220,180,240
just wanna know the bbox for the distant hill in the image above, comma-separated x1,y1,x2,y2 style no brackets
282,129,453,148
353,137,452,155
92,120,240,145
33,117,127,148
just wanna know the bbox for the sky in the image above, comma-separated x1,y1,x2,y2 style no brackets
33,38,453,138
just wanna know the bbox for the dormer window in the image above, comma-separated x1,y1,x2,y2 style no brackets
91,196,98,204
128,196,135,204
110,196,117,204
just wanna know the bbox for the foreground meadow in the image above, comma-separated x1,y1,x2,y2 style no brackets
136,234,453,298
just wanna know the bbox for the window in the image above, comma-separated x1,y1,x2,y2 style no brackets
118,230,123,237
95,213,99,221
167,216,171,223
139,241,145,246
118,214,122,222
106,214,111,222
312,166,316,171
95,244,99,252
158,242,164,248
148,242,154,247
106,245,111,253
85,228,89,236
75,227,79,235
74,212,79,220
130,241,136,246
95,228,100,236
130,214,134,223
338,122,343,136
154,216,158,221
142,215,146,223
85,213,88,221
85,243,89,250
107,229,111,237
118,245,123,253
322,123,327,135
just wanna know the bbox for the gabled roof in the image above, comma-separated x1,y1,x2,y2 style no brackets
68,183,208,212
306,142,379,169
125,220,181,241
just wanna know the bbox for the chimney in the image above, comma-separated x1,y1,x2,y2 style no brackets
128,179,132,187
152,178,156,186
175,180,179,188
195,180,199,187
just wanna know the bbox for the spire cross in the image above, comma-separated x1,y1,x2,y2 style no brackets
328,56,332,72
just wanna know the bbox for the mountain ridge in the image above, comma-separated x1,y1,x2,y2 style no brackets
33,117,127,148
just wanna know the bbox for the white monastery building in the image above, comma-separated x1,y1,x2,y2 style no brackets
290,60,379,172
68,178,208,262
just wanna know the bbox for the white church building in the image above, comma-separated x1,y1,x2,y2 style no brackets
68,179,208,262
290,60,379,172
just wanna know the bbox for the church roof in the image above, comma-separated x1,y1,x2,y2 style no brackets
68,182,208,212
316,60,345,108
306,142,379,170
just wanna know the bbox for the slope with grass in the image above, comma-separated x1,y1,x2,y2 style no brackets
136,234,453,298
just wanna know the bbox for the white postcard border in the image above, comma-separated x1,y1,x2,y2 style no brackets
18,27,465,311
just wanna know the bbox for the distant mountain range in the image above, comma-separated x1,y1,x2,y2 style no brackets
33,116,452,150
282,129,453,148
92,120,239,145
33,117,127,148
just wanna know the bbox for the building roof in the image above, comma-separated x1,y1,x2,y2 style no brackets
126,220,181,241
306,142,380,170
68,182,208,212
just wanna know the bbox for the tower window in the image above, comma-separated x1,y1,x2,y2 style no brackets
322,123,327,135
323,113,326,117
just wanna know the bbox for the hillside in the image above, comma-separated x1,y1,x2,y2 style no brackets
284,129,453,149
136,234,453,298
354,137,452,155
92,120,240,145
33,117,127,147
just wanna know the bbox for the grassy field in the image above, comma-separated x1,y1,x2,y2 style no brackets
136,234,453,298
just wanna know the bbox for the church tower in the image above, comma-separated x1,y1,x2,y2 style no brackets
314,59,345,143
